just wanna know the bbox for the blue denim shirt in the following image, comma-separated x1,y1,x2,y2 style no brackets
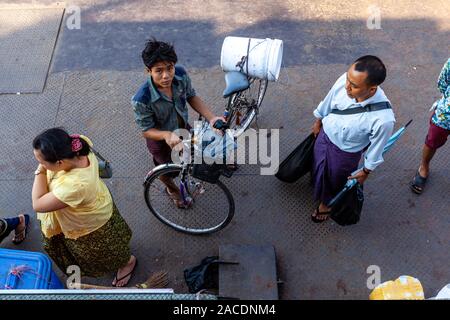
131,65,196,132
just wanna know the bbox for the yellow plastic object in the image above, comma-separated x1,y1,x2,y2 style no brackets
369,275,425,300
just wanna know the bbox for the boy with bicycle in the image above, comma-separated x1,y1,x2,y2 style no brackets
131,38,223,208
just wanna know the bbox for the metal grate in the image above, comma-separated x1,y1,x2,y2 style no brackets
0,289,217,300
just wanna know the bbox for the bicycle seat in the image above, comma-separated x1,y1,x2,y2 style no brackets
223,71,249,98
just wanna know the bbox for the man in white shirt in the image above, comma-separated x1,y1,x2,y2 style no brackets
311,55,395,223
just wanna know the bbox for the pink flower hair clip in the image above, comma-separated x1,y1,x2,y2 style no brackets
70,134,83,152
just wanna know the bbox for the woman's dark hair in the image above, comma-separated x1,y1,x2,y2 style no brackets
33,127,90,163
141,38,177,69
353,55,386,86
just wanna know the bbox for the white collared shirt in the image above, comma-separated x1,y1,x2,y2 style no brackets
313,73,396,171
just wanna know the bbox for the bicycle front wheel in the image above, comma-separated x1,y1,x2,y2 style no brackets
144,166,235,235
227,77,268,137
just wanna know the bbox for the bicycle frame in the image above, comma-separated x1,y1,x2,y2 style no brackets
223,77,268,138
143,138,196,207
179,140,193,205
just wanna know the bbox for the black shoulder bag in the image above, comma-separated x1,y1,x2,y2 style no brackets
90,147,113,179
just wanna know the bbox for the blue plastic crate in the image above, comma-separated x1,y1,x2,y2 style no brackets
0,248,64,289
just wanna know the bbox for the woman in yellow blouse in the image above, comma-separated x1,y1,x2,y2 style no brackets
32,128,136,287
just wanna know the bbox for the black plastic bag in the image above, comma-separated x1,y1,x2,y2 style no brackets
275,133,316,183
184,256,219,293
330,183,364,226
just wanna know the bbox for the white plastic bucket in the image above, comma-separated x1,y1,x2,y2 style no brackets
220,36,283,81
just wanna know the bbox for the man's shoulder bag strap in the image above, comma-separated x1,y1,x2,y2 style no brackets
330,101,392,115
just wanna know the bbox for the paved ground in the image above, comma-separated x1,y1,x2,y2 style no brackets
0,0,449,299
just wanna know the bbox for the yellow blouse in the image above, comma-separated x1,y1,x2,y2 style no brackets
37,136,113,240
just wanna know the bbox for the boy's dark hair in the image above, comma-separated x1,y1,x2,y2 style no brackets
33,127,90,163
353,55,386,86
141,38,177,69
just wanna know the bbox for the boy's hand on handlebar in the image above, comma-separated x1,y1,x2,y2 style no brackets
210,116,227,135
164,132,183,151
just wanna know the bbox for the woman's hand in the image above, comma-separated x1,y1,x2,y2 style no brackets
36,164,47,175
32,164,67,212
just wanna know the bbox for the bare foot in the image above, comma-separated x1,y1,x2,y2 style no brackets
311,210,330,221
12,214,27,243
112,255,137,287
311,203,331,221
166,188,193,209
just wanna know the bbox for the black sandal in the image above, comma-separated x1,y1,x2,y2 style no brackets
410,170,427,194
311,207,331,223
112,257,138,287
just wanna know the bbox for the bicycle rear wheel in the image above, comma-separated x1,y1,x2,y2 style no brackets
227,77,268,137
144,166,235,235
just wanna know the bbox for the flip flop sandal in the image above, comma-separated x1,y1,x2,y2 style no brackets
12,214,30,245
410,170,427,194
165,188,192,209
311,207,331,223
112,258,138,287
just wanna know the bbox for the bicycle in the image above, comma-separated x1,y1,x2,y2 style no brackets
221,70,268,137
143,71,268,235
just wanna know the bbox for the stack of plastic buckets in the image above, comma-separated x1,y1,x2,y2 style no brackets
0,248,64,289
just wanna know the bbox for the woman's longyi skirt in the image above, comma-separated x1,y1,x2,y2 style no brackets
42,203,132,278
313,129,362,205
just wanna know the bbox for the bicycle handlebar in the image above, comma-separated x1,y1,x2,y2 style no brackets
180,120,228,149
213,119,229,131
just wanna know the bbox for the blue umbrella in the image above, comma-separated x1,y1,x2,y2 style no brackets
327,119,413,207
